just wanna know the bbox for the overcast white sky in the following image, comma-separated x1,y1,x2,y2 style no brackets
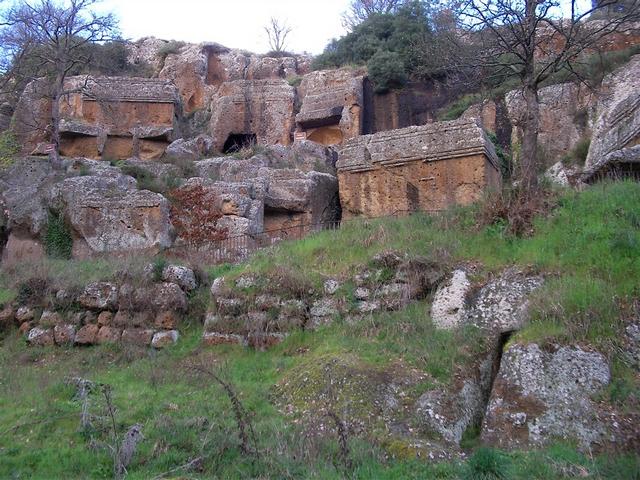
97,0,350,54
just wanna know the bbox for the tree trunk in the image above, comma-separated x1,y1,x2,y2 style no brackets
519,83,540,191
49,72,64,169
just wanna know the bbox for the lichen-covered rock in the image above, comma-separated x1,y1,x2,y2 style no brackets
151,283,187,312
162,265,197,291
53,324,76,345
27,327,54,346
431,269,470,329
79,282,119,311
482,343,613,451
96,326,122,344
583,144,640,182
75,323,100,345
39,310,63,328
585,54,640,173
15,306,35,323
624,323,640,369
151,330,179,348
120,158,182,180
202,331,245,346
210,277,226,297
165,135,215,160
466,269,543,333
61,180,174,254
0,307,15,330
0,157,57,238
323,279,340,295
121,328,154,346
544,161,582,187
309,298,338,323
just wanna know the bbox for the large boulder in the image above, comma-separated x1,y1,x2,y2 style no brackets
165,134,215,160
465,269,543,333
482,343,619,451
0,157,57,237
585,54,640,174
53,175,173,254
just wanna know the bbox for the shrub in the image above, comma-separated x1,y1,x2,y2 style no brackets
486,132,512,178
156,40,186,64
0,131,20,167
367,50,407,93
16,277,50,307
120,164,165,193
44,211,73,259
476,186,557,237
438,94,481,121
287,75,302,87
151,257,168,283
563,136,591,166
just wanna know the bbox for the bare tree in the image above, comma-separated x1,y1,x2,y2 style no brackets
451,0,640,191
264,17,291,55
0,0,118,165
342,0,408,29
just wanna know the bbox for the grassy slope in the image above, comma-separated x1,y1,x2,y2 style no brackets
0,181,639,479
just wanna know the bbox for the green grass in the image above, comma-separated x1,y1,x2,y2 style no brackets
1,181,639,478
1,322,638,479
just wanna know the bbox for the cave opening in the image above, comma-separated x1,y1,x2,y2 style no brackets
223,133,257,154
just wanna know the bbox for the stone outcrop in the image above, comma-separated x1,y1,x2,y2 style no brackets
209,80,296,151
53,174,173,255
58,77,179,160
336,119,501,218
482,343,623,451
13,76,180,160
295,68,365,146
584,54,640,180
179,146,340,247
506,82,596,166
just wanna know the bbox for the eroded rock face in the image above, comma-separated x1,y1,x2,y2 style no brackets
0,157,58,238
13,76,179,159
466,269,543,333
584,55,640,179
506,83,596,166
482,343,615,451
430,269,471,329
59,178,173,254
165,135,215,160
337,119,501,218
209,80,296,151
296,68,365,146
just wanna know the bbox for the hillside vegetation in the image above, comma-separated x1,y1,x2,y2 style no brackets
0,181,638,479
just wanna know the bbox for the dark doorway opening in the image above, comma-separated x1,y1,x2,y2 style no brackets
223,133,257,154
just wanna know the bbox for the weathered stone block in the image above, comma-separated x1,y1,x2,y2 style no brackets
336,119,501,218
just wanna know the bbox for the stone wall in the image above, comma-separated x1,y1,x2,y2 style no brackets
336,119,501,218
